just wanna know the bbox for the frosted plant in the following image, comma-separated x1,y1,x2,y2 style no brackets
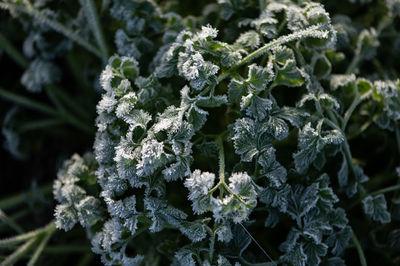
1,0,399,265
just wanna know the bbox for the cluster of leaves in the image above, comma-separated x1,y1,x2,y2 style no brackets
1,0,400,265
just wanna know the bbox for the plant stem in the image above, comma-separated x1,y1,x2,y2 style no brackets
234,25,328,70
208,232,215,263
0,209,30,232
0,183,52,211
76,252,94,266
395,122,400,154
216,136,226,183
43,245,90,254
0,209,24,234
27,223,56,266
0,2,103,58
0,221,54,248
1,238,38,266
352,233,367,266
0,33,29,69
0,88,59,117
217,25,329,83
18,119,64,133
348,184,400,209
346,54,361,74
0,88,93,134
80,0,109,60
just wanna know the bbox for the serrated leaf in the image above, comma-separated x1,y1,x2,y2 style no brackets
287,184,319,221
280,243,307,266
274,59,304,87
259,184,291,213
179,221,207,243
235,30,261,49
303,241,328,266
187,104,208,131
293,122,344,174
196,94,228,108
362,194,391,223
258,148,287,188
246,64,274,91
326,226,352,256
330,74,356,91
241,94,273,121
228,79,246,103
231,118,274,162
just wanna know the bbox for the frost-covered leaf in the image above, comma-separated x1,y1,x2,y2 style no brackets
187,104,208,131
179,221,207,243
272,46,304,87
231,118,274,162
280,243,307,266
241,94,273,121
362,194,391,223
235,30,261,49
21,59,60,93
326,226,352,256
287,184,319,221
258,148,287,188
293,122,344,174
303,241,328,266
174,247,197,266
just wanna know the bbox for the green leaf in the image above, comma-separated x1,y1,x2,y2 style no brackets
228,79,246,103
303,241,328,266
235,30,261,49
326,226,352,256
241,94,273,121
246,63,273,91
362,194,391,223
196,94,228,108
187,104,208,131
293,122,344,174
274,59,304,87
280,243,307,266
231,118,274,162
272,46,304,87
287,184,319,221
258,148,287,188
311,54,331,79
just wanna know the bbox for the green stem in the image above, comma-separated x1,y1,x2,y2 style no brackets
352,233,367,266
0,88,93,134
324,118,357,178
76,253,94,266
348,184,400,209
1,237,38,266
216,136,226,183
395,122,400,154
0,2,103,58
18,119,64,133
346,54,361,74
209,232,215,263
27,223,56,266
0,33,29,69
79,0,109,59
0,209,24,234
217,24,329,83
0,221,54,248
222,183,252,207
343,91,372,131
0,88,59,117
0,209,30,232
0,183,52,211
43,245,90,254
235,25,328,69
45,85,67,114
